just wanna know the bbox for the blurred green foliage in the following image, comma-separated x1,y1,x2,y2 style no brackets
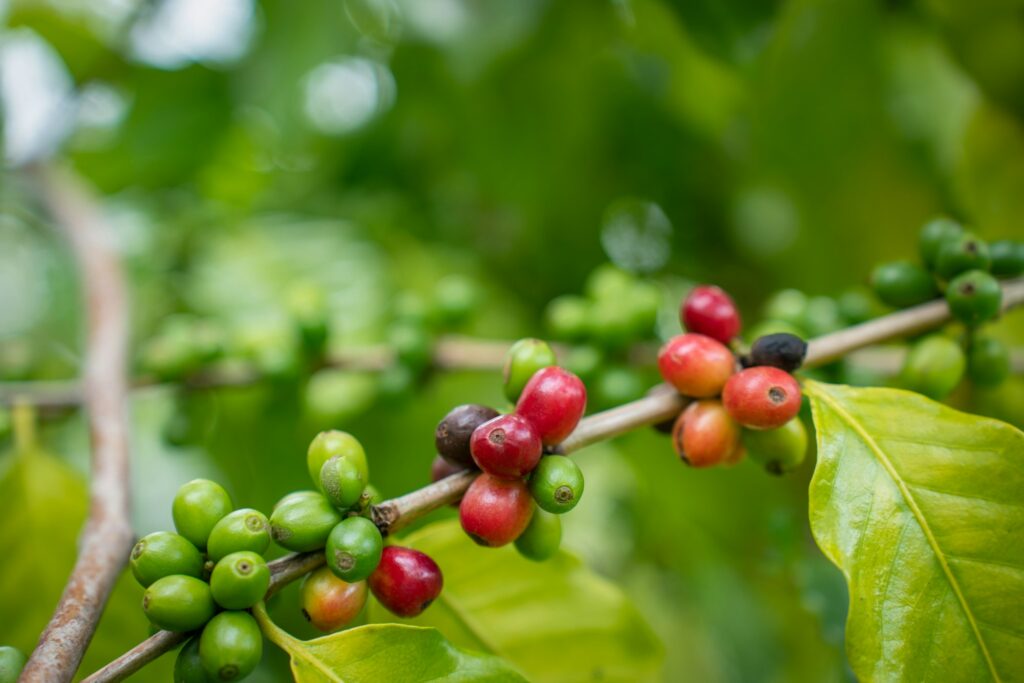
1,0,1023,680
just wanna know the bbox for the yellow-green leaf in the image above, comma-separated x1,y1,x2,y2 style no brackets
253,603,526,682
369,519,664,683
806,381,1024,682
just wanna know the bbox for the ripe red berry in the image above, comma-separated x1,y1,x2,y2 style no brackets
722,367,802,430
657,333,736,398
459,474,534,547
671,400,740,467
470,414,543,478
368,546,443,618
300,566,367,632
515,367,587,446
682,285,741,343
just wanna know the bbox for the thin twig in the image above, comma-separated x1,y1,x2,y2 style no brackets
78,276,1024,682
20,166,135,682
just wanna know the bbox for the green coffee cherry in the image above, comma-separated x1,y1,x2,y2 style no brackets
545,295,591,340
989,239,1024,277
946,270,1002,326
968,337,1011,387
172,479,233,550
837,288,879,325
199,611,262,682
286,282,329,357
742,419,808,475
919,217,964,270
801,296,844,336
870,261,937,308
900,335,966,400
514,508,562,561
745,319,806,343
588,298,634,348
562,345,604,383
594,366,645,408
431,274,478,327
0,646,26,683
210,551,270,610
143,575,216,632
130,531,204,587
207,509,271,563
270,491,343,551
359,484,383,509
174,636,207,683
762,289,809,329
627,280,661,335
503,338,557,402
389,321,432,370
935,232,991,280
307,431,369,492
320,456,366,509
529,456,585,514
326,516,383,582
585,264,635,301
273,490,323,511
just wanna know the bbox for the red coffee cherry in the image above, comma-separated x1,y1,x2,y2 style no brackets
368,546,443,618
657,333,736,398
515,367,587,446
671,400,741,467
300,566,367,632
682,285,741,344
459,474,534,547
470,414,543,479
722,367,802,430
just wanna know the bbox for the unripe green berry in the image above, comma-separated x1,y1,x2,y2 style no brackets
545,295,591,340
837,288,880,325
174,636,207,683
529,455,584,514
0,646,26,683
199,611,262,682
207,509,271,563
919,217,964,270
326,516,383,582
585,264,635,301
588,298,634,348
270,492,342,552
307,431,369,493
946,270,1002,326
761,289,809,329
514,508,562,562
320,455,366,509
210,551,270,610
172,479,233,551
900,335,965,400
286,281,329,357
503,338,557,403
388,321,432,370
143,575,216,632
935,232,991,279
989,240,1024,277
968,337,1011,387
742,419,808,475
431,274,478,327
131,531,204,587
870,261,937,309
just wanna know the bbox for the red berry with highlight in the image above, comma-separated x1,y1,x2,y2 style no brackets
657,333,735,397
470,414,542,478
671,400,740,467
368,546,443,618
682,285,741,343
459,474,534,547
515,367,587,446
722,366,802,430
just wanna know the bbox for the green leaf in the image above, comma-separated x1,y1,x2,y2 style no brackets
805,381,1024,682
253,603,525,682
369,520,664,683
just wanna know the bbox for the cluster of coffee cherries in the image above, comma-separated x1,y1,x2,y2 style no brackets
870,218,1022,398
284,431,443,624
130,479,268,682
658,286,809,474
431,339,588,561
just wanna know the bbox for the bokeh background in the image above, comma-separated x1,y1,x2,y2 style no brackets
2,0,1023,680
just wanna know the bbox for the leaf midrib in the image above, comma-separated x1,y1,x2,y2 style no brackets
813,387,1001,683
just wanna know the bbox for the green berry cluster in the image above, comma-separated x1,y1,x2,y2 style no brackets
131,479,266,681
870,217,1020,397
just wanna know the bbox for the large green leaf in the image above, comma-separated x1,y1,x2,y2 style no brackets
368,520,664,683
806,381,1024,682
253,603,525,682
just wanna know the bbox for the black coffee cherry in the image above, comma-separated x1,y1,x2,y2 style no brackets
749,333,808,373
434,404,498,468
